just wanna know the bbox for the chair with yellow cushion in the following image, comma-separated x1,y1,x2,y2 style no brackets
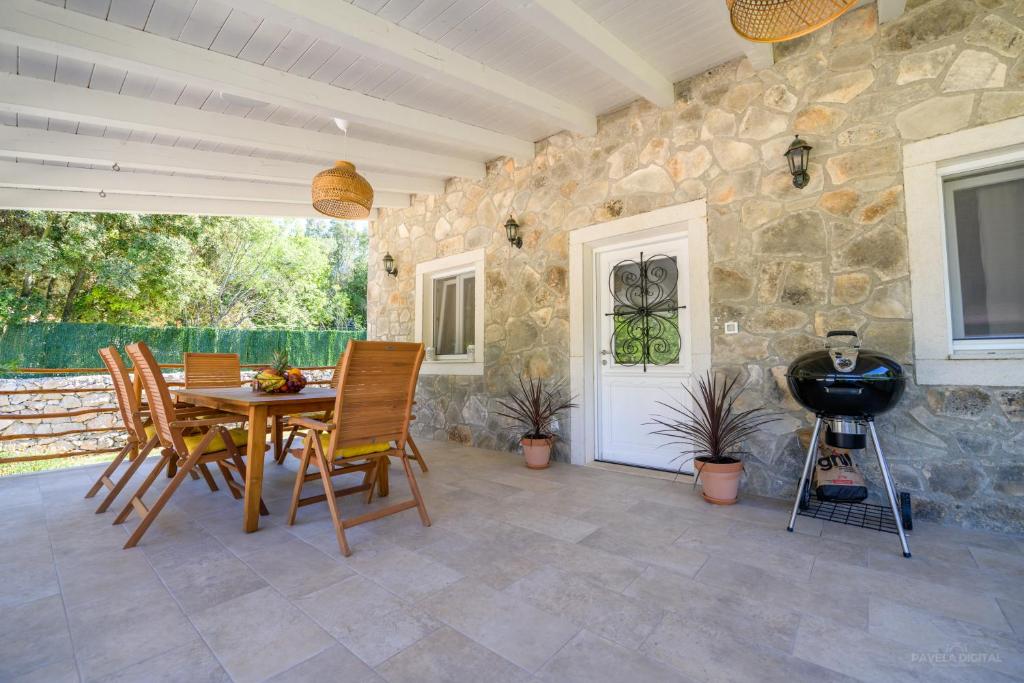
285,340,430,556
114,342,269,549
183,352,250,498
85,347,163,513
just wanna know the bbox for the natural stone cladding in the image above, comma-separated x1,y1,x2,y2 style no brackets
369,0,1024,532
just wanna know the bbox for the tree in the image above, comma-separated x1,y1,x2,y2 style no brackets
0,210,368,331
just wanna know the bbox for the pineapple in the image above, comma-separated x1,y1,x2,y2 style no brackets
252,348,306,393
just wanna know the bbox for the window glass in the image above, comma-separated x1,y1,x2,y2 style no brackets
610,255,680,365
944,165,1024,342
432,272,474,356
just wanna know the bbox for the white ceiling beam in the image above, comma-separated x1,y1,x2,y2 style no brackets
219,0,597,136
0,187,375,219
876,0,907,23
0,73,484,179
0,127,444,195
0,161,411,209
2,0,533,161
504,0,673,108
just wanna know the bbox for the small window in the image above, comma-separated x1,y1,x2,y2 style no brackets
943,164,1024,350
432,271,475,357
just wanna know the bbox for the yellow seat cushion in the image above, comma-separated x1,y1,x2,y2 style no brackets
182,427,251,454
317,433,391,459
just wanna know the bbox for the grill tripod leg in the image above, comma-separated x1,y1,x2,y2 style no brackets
788,416,822,532
867,420,911,558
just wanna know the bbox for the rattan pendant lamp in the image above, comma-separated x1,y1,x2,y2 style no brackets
312,119,374,219
727,0,857,43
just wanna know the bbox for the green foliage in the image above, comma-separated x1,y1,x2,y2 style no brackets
0,322,365,370
0,210,368,330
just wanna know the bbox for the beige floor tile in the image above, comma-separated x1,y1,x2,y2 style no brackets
419,578,579,672
505,566,663,649
238,536,354,599
191,586,334,683
538,629,689,683
94,639,230,683
266,644,384,683
375,626,531,683
0,594,75,681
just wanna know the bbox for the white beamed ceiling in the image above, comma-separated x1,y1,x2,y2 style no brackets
0,0,763,218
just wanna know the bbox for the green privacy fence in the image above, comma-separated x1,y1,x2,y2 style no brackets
0,322,366,371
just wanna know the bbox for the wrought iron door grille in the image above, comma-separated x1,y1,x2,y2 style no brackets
605,252,684,371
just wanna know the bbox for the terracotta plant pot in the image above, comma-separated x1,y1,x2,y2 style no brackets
694,457,743,505
521,436,553,469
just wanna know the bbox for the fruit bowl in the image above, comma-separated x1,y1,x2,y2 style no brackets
251,350,307,394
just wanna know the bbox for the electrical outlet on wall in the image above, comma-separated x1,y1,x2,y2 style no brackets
724,321,739,335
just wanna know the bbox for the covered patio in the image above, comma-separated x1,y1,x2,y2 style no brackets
3,440,1023,683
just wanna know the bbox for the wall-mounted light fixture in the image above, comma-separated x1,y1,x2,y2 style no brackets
504,214,523,249
784,135,812,189
382,252,398,278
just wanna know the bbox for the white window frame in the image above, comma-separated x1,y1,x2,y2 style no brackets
414,249,485,376
903,116,1024,386
431,270,475,359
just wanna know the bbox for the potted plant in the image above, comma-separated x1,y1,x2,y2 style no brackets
496,374,577,469
649,371,777,504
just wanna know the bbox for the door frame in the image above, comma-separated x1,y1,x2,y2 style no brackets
568,200,711,467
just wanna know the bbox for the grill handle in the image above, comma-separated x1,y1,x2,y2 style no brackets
823,385,863,395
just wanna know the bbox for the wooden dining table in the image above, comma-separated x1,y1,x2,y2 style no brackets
172,385,388,533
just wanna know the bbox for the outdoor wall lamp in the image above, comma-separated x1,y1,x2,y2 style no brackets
382,252,398,278
504,214,523,249
784,135,812,189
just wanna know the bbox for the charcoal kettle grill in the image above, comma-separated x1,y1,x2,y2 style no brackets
785,331,912,557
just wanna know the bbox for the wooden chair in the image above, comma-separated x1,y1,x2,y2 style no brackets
183,352,248,495
285,341,430,556
115,342,268,549
84,347,162,513
275,353,429,473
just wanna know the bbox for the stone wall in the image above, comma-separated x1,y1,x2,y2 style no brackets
368,0,1024,532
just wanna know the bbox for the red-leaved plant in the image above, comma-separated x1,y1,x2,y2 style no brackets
496,374,577,440
648,371,778,475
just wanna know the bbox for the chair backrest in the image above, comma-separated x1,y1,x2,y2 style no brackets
327,341,424,453
329,351,346,389
125,342,178,449
98,346,146,442
184,352,241,388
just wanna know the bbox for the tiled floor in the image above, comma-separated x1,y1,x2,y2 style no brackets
2,440,1023,682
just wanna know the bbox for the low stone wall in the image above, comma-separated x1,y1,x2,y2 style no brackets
0,370,336,460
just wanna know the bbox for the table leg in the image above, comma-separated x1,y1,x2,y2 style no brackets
244,406,268,533
378,457,389,498
271,416,282,462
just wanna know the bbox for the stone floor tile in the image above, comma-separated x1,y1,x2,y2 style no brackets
57,549,165,610
796,614,1015,683
94,639,230,683
267,644,385,683
67,590,197,682
868,598,1024,680
0,553,59,608
345,542,463,601
296,575,440,667
540,629,690,683
417,532,543,590
375,626,531,683
0,594,75,682
811,558,1011,631
419,578,579,672
500,505,600,543
191,585,334,683
238,536,354,599
970,545,1024,576
625,564,801,653
528,535,648,591
579,526,709,578
505,566,663,649
997,597,1024,638
644,612,859,683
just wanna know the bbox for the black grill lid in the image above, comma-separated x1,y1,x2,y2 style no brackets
785,331,904,382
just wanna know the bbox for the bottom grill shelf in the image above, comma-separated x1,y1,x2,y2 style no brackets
797,491,912,535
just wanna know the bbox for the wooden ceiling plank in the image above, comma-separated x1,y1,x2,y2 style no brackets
3,0,533,160
503,0,673,107
217,0,596,135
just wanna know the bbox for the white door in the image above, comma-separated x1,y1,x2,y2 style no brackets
596,235,693,473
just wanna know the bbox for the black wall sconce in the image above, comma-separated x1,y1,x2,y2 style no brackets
784,135,812,189
382,252,398,278
504,214,523,249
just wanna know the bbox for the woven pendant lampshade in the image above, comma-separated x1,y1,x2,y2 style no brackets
727,0,857,43
311,161,374,219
